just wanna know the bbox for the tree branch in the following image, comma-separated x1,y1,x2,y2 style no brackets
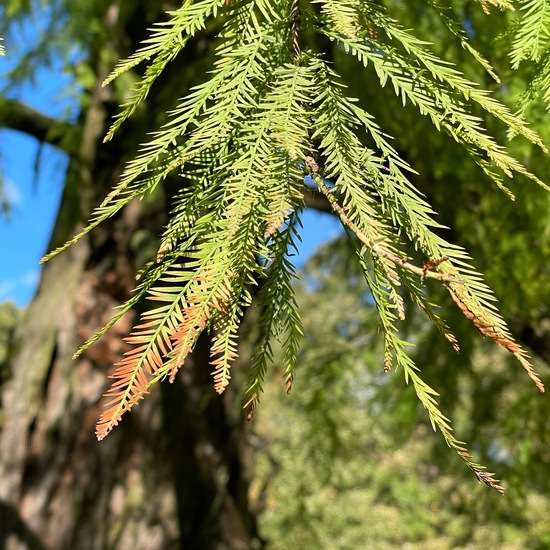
306,158,462,284
0,98,75,150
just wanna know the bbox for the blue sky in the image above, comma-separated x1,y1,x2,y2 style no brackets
0,14,342,308
0,130,340,307
0,131,66,305
0,13,73,307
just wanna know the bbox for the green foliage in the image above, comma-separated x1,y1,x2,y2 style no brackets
510,0,550,116
42,0,547,491
256,251,550,548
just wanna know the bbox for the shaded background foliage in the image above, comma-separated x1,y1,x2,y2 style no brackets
255,241,550,549
0,0,549,549
249,2,550,546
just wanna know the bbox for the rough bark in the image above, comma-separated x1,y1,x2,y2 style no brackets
0,3,260,549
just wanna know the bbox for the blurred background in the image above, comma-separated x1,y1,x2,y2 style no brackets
1,2,549,549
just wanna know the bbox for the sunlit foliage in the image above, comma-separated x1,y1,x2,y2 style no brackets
38,0,548,491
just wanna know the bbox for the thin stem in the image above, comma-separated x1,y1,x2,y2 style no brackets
307,158,462,284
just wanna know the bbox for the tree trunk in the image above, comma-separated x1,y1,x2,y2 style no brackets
0,3,260,549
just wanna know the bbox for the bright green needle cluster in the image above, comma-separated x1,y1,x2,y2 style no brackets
510,0,550,116
42,0,547,492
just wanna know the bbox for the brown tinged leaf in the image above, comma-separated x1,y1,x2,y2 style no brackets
422,256,449,278
445,333,461,354
447,285,545,392
284,373,293,394
95,272,229,439
244,399,256,421
168,303,211,383
473,470,505,495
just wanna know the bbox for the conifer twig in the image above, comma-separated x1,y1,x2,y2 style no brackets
447,285,545,392
307,157,462,285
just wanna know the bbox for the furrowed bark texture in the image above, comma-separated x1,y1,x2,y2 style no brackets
0,3,260,549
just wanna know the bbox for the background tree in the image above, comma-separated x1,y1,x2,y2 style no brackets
1,2,261,549
256,239,550,549
1,1,549,549
251,2,550,546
